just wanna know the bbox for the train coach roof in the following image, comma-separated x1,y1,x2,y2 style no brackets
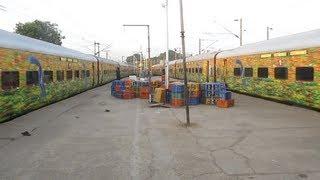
0,29,95,61
218,29,320,58
96,57,118,65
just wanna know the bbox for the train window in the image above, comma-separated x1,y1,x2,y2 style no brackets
195,68,198,73
258,68,268,78
74,70,80,79
104,70,107,74
81,70,86,78
296,67,314,81
57,71,64,81
44,71,53,83
66,70,73,80
234,68,241,76
274,67,288,80
26,71,39,85
86,70,90,77
1,71,19,90
191,68,194,73
199,68,202,73
244,68,253,77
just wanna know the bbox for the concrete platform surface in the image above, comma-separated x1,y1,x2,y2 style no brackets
1,81,320,180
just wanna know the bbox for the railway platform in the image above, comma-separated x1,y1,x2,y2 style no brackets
1,79,320,180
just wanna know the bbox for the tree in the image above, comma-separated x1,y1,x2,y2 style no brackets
15,20,65,45
126,53,141,65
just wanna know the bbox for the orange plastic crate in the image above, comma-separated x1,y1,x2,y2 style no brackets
171,99,185,108
123,92,135,99
140,92,149,99
216,99,234,108
140,87,149,94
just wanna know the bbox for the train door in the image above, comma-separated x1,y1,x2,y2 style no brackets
92,62,95,86
223,59,227,83
202,60,209,82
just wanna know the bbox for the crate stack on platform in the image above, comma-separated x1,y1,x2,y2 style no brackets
200,83,214,105
122,79,135,99
153,88,166,103
139,81,150,99
170,82,185,107
200,82,234,108
151,80,163,91
132,80,140,98
188,82,201,105
111,80,125,98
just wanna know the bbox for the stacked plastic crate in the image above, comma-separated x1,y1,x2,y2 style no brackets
132,80,140,98
139,81,150,99
215,83,234,108
170,82,185,107
188,82,201,105
122,79,135,99
200,83,212,103
151,80,162,91
200,82,234,107
111,80,125,99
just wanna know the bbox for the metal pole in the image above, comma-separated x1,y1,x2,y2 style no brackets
179,0,190,126
97,43,100,57
140,52,143,77
199,39,201,54
165,0,169,89
147,26,151,77
267,27,272,40
240,18,243,46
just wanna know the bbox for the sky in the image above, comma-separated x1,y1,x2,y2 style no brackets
0,0,319,62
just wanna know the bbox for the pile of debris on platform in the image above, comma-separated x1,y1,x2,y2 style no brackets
111,78,234,108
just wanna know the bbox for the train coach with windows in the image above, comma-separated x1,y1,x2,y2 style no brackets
155,29,320,110
0,29,134,122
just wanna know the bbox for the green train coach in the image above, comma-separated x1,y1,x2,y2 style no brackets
0,29,135,123
153,29,320,110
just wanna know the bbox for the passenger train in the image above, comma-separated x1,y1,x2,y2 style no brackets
0,29,135,122
153,29,320,110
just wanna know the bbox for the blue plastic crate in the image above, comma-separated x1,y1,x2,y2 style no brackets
219,91,232,100
166,90,172,103
171,84,185,93
188,97,200,105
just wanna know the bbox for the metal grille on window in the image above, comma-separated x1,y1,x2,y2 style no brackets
296,67,314,81
258,68,268,78
44,71,53,83
234,68,241,76
57,71,64,81
26,71,39,85
1,71,19,90
244,68,253,77
66,70,73,80
74,70,80,79
275,67,288,80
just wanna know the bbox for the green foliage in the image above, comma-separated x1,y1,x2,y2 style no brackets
15,20,65,45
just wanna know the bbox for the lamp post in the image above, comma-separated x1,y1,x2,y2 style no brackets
267,26,273,40
162,0,170,89
179,0,190,126
234,18,243,46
